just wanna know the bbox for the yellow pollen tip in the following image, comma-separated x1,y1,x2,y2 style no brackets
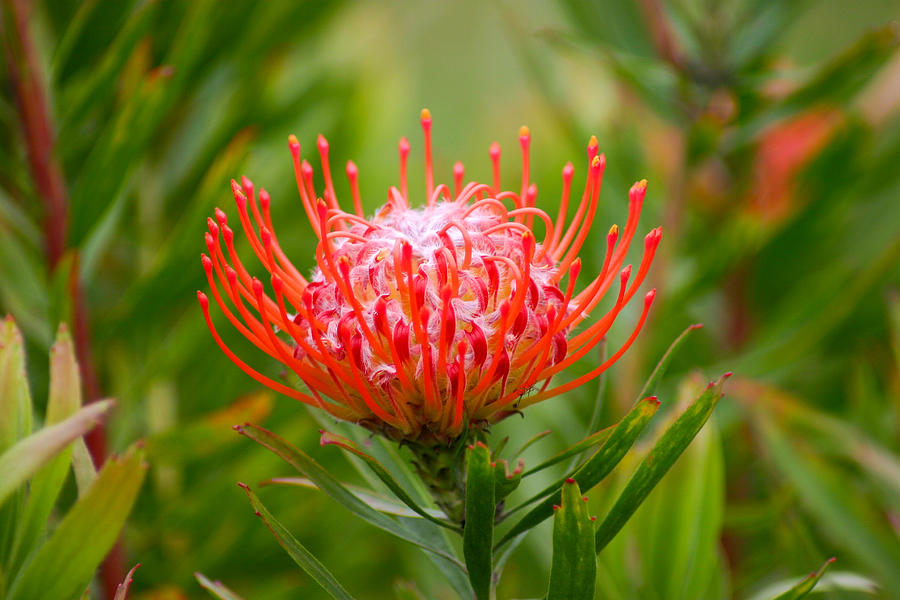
609,224,619,236
636,179,648,191
421,108,431,121
591,155,602,167
288,134,299,145
519,125,530,138
589,135,598,148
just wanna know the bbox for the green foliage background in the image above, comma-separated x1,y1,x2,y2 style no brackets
1,0,899,598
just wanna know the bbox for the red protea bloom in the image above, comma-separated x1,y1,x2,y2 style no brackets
199,110,660,444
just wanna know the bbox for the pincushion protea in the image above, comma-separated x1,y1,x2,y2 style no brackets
198,110,660,446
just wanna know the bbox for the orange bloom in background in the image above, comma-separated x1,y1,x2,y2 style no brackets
198,110,660,444
751,108,840,222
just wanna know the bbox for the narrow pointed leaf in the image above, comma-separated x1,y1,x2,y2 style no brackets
498,396,660,547
240,484,357,600
113,563,141,600
0,315,32,561
753,410,900,594
772,558,836,600
7,443,146,600
235,423,464,568
547,479,596,600
463,442,495,600
10,324,83,572
195,573,245,600
0,399,113,510
0,315,32,452
320,431,460,531
594,373,729,552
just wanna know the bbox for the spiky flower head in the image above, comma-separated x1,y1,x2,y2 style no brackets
199,110,660,445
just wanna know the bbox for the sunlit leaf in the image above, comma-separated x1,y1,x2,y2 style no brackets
0,399,113,510
7,443,146,600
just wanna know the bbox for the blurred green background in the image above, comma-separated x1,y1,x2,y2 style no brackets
2,0,899,598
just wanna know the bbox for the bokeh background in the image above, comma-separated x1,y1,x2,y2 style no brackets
2,0,900,598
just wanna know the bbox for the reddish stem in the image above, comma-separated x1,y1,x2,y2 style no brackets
3,1,119,597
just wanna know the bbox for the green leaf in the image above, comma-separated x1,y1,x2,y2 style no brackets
463,442,494,600
0,399,114,510
195,572,246,600
71,438,97,496
235,423,464,568
7,443,146,600
594,373,728,552
0,315,32,569
9,324,84,573
239,483,357,600
498,396,660,547
772,558,836,600
0,316,33,452
596,381,726,600
752,408,900,595
547,479,596,600
319,431,460,532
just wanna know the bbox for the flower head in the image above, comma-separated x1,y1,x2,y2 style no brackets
199,110,660,444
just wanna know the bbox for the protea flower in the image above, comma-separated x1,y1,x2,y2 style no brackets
198,110,660,447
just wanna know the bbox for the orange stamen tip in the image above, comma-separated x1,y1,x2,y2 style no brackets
608,224,619,237
591,155,602,168
519,125,530,139
588,135,598,148
634,179,648,191
288,134,299,148
420,108,431,121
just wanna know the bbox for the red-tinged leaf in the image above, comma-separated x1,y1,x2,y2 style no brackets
498,396,660,547
594,373,729,552
547,479,596,600
113,563,141,600
772,558,836,600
